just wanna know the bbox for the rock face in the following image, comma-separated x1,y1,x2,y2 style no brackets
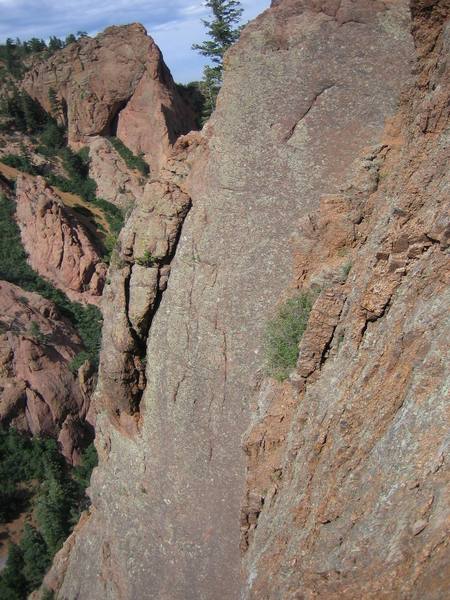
0,281,91,463
92,131,201,422
22,24,196,173
87,136,145,210
47,1,440,599
15,175,107,305
239,2,450,598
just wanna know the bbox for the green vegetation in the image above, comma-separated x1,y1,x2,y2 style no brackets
1,151,40,175
108,136,149,176
192,0,243,121
0,31,126,599
36,121,66,156
264,293,314,381
29,321,49,344
175,82,206,130
45,146,97,201
0,33,89,80
73,443,98,492
1,142,125,263
0,429,97,597
0,192,103,366
341,262,352,279
0,88,52,135
43,146,125,261
0,43,127,265
135,250,157,267
68,351,91,374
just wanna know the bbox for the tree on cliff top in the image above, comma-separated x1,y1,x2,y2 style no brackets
193,0,243,121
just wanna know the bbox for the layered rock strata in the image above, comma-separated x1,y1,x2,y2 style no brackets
47,1,422,598
241,1,450,598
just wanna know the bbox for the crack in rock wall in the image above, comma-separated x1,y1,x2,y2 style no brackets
241,1,450,597
46,1,417,598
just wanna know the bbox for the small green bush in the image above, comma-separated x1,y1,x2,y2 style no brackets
29,321,49,344
108,137,149,176
68,351,90,374
264,293,314,381
135,250,157,267
341,262,352,279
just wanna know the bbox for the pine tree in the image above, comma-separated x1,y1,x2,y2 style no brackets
20,524,51,591
193,0,243,121
65,34,77,46
0,543,27,598
35,475,69,556
48,36,64,54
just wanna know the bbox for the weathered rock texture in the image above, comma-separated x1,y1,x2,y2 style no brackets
15,175,107,304
46,1,437,599
240,1,450,598
90,132,201,427
22,24,196,173
87,136,146,210
0,281,92,463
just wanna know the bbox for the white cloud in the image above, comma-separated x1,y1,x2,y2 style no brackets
0,0,271,82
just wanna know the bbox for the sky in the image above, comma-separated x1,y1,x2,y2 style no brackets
0,0,271,82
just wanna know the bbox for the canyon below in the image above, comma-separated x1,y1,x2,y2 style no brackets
0,0,449,599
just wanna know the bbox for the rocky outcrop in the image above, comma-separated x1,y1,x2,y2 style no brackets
48,1,420,598
240,2,450,598
22,24,196,173
15,175,107,305
94,131,202,422
87,137,145,210
0,281,92,463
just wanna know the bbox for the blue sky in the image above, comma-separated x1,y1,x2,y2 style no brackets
0,0,271,82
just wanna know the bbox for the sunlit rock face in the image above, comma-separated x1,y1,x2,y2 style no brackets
42,1,450,599
0,281,92,464
23,23,196,174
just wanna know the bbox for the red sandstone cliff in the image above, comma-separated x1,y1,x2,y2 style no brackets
22,24,196,174
41,1,450,599
15,175,107,305
0,281,92,464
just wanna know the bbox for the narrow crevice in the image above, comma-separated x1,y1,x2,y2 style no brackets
138,196,193,338
122,195,193,415
284,83,335,142
100,98,129,137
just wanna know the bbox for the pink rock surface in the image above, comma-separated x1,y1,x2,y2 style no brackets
0,281,92,462
22,24,196,174
88,136,145,209
15,175,107,305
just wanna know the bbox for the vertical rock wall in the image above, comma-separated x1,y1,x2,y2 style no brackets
48,1,427,599
241,1,450,598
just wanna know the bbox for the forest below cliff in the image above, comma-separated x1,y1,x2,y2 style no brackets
0,1,449,599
